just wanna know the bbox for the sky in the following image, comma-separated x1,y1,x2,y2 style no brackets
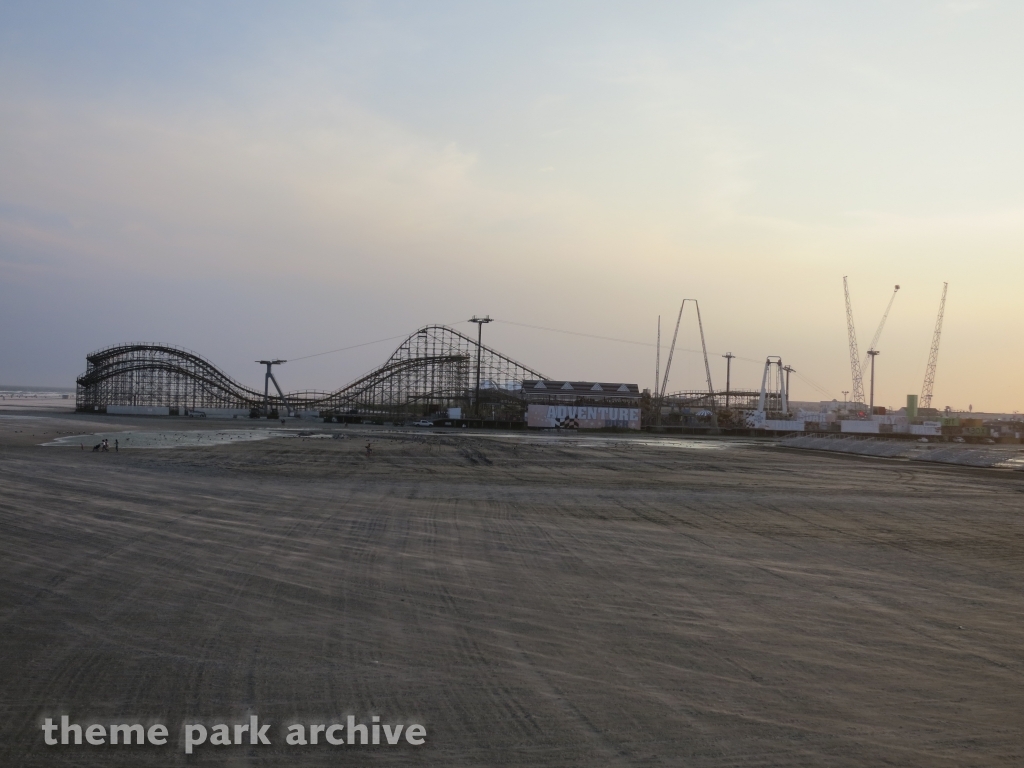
1,1,1022,412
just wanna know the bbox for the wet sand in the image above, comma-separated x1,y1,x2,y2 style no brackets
1,412,1023,766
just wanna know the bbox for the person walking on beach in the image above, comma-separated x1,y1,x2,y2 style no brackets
115,439,119,452
366,442,373,456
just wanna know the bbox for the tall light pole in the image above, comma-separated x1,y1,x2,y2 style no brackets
723,352,734,409
842,390,849,408
469,316,492,419
867,349,880,413
782,365,794,407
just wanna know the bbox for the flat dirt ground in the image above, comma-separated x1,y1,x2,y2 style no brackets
2,413,1023,767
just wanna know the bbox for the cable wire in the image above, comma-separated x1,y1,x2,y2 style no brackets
287,320,468,362
283,316,835,399
494,318,764,364
792,370,835,399
286,333,416,362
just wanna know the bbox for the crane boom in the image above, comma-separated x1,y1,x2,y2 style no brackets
920,282,948,409
843,276,866,406
862,284,900,368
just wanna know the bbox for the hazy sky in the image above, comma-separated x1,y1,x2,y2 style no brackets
2,1,1022,411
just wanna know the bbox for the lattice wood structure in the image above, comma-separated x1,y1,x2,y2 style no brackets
77,326,546,419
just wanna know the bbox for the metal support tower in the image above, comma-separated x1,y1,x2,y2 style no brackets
658,299,714,398
469,315,493,417
843,276,866,407
723,352,734,408
654,301,684,426
694,301,715,396
655,316,661,397
258,359,289,416
659,300,685,401
656,299,715,425
920,282,948,409
757,356,787,414
866,350,879,412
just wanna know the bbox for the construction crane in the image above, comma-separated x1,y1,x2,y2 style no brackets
843,277,866,406
920,282,948,409
862,284,900,369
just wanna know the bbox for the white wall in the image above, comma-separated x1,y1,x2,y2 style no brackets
764,420,805,431
186,408,250,419
841,420,880,434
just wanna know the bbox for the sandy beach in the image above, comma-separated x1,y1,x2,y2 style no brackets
1,411,1022,766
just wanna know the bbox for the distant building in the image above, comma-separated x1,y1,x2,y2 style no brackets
522,381,641,430
521,380,641,403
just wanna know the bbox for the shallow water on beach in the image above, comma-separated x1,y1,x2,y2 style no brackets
43,429,290,449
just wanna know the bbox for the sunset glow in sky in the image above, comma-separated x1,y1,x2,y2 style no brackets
2,2,1022,411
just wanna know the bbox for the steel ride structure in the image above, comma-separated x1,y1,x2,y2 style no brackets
662,389,762,411
76,325,546,420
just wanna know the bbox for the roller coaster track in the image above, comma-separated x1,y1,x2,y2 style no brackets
76,325,546,417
